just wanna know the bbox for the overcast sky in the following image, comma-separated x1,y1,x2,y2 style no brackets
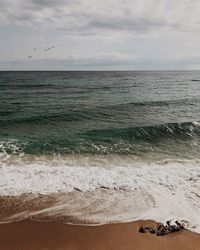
0,0,200,70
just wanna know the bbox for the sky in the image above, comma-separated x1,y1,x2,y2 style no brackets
0,0,200,70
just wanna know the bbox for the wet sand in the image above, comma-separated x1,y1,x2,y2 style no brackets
0,220,200,250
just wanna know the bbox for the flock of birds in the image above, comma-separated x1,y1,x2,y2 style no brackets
27,46,56,59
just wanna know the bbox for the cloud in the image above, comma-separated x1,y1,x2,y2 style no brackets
0,0,199,35
0,0,77,26
30,0,69,7
1,0,200,70
61,11,176,36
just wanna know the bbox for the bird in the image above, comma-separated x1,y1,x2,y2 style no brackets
43,45,55,52
33,48,37,51
27,56,32,58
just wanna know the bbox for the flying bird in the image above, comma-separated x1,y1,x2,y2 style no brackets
43,45,55,52
27,56,32,58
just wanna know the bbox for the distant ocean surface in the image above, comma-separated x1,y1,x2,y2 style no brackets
1,71,200,232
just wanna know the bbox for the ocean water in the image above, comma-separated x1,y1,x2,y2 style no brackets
1,71,200,232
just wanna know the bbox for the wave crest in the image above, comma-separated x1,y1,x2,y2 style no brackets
1,121,200,156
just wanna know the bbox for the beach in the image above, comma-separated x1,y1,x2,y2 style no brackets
1,71,200,249
0,220,200,250
1,0,200,247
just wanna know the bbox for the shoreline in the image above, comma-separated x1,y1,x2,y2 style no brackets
0,220,200,250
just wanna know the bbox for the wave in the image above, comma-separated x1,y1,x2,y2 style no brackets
191,79,200,82
0,84,54,89
114,97,200,108
82,121,200,141
1,121,200,156
0,110,94,125
1,97,198,126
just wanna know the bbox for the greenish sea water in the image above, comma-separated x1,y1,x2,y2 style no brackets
1,71,200,159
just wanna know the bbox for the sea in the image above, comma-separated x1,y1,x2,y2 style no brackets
0,71,200,232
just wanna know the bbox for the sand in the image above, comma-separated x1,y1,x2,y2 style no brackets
0,220,200,250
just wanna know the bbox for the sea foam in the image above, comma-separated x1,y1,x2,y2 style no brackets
0,157,200,233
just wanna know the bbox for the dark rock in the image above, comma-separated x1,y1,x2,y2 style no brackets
175,220,184,229
138,226,150,233
149,228,156,234
157,224,164,231
138,220,185,237
157,230,164,236
100,186,109,190
74,187,82,192
138,226,146,233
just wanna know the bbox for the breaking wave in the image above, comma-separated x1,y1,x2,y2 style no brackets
0,121,200,156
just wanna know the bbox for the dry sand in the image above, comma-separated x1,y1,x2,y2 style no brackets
0,220,200,250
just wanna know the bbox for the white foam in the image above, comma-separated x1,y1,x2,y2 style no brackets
0,157,200,233
0,139,25,161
